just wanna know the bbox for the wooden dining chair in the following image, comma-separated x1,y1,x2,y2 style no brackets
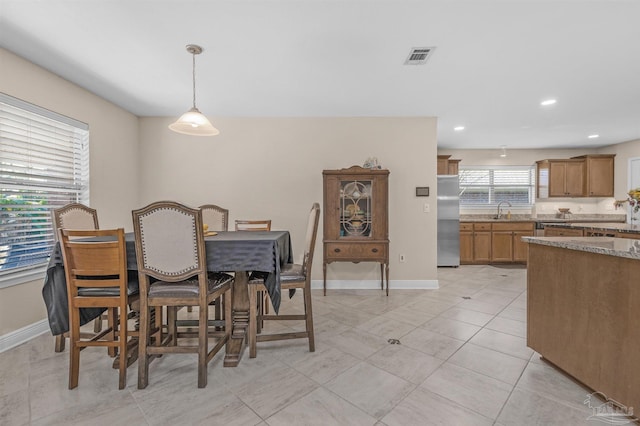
59,228,136,389
247,203,320,358
235,219,272,231
199,204,229,232
51,203,105,353
132,201,233,389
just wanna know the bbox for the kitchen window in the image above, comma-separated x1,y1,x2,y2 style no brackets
459,165,535,208
0,93,89,287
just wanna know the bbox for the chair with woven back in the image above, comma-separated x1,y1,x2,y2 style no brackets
235,219,272,231
58,228,136,389
51,203,105,352
247,202,320,358
132,201,233,388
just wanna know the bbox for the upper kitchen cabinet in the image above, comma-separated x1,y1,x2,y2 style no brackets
572,154,615,197
437,155,461,175
536,154,614,198
536,159,584,197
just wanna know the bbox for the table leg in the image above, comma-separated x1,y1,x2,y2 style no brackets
224,271,249,367
386,263,390,296
323,262,327,296
379,263,384,290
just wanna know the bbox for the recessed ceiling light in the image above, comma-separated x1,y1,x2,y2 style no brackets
540,99,557,106
588,134,599,139
454,126,465,131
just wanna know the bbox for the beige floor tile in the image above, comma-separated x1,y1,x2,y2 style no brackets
421,316,482,341
485,316,527,338
1,389,30,426
405,298,456,316
421,362,512,419
134,378,260,426
266,387,377,426
448,343,528,385
366,344,444,384
380,306,435,326
516,361,595,412
438,307,495,327
497,306,527,323
325,328,388,360
469,328,533,360
497,387,592,425
355,315,416,339
455,298,506,315
32,398,148,426
290,346,360,384
325,362,415,419
229,364,318,419
401,327,466,360
381,387,494,426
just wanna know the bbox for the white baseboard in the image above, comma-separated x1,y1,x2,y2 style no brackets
0,319,50,353
311,279,439,290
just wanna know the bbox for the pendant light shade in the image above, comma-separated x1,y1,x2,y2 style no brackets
169,44,219,136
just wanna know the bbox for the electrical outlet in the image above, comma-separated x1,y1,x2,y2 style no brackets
423,203,430,213
399,254,406,263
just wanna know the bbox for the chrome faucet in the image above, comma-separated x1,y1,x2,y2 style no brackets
496,201,512,219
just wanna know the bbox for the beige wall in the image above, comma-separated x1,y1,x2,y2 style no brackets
0,49,140,335
139,117,438,283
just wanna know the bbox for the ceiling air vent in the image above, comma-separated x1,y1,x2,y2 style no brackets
404,47,436,65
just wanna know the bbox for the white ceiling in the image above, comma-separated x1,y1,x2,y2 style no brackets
1,0,639,150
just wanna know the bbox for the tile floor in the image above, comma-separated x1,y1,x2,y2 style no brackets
2,265,638,425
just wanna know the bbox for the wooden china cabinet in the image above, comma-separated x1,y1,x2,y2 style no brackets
322,166,390,295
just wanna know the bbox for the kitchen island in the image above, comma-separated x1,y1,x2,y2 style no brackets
524,236,640,414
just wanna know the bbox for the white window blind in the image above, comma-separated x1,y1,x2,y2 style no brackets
459,165,535,207
0,93,89,281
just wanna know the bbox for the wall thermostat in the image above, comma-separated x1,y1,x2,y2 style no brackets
415,187,429,197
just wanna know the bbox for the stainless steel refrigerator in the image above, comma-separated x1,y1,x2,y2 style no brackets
437,175,460,267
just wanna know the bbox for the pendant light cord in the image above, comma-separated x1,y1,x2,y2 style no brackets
192,52,197,109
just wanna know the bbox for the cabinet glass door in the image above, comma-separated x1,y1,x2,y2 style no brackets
340,180,372,237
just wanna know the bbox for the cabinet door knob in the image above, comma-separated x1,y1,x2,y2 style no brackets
334,248,341,253
372,248,379,253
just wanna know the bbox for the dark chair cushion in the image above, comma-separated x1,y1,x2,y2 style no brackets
77,274,140,297
248,263,304,284
149,273,233,298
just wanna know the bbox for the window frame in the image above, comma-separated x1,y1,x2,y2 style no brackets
0,93,89,288
458,165,536,209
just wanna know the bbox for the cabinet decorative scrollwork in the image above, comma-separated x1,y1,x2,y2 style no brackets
322,166,390,295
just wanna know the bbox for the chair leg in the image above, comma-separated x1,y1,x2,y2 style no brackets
303,285,315,352
167,306,177,346
55,334,65,352
107,308,117,357
117,306,127,389
248,284,258,358
138,303,150,389
93,314,103,333
68,307,81,389
197,300,208,388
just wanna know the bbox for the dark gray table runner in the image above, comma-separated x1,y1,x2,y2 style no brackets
42,231,292,335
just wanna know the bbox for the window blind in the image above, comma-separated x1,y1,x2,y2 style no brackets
0,93,89,278
459,165,535,207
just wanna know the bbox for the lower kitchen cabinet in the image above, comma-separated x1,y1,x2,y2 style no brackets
460,222,533,264
544,227,584,237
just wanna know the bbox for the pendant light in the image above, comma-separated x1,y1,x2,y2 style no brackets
169,44,220,136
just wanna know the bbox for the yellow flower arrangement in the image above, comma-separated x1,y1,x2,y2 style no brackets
630,188,640,213
614,188,640,214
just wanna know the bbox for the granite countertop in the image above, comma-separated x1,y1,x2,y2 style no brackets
460,214,626,224
543,222,640,234
522,236,640,260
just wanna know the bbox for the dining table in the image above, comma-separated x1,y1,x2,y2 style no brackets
42,230,292,367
